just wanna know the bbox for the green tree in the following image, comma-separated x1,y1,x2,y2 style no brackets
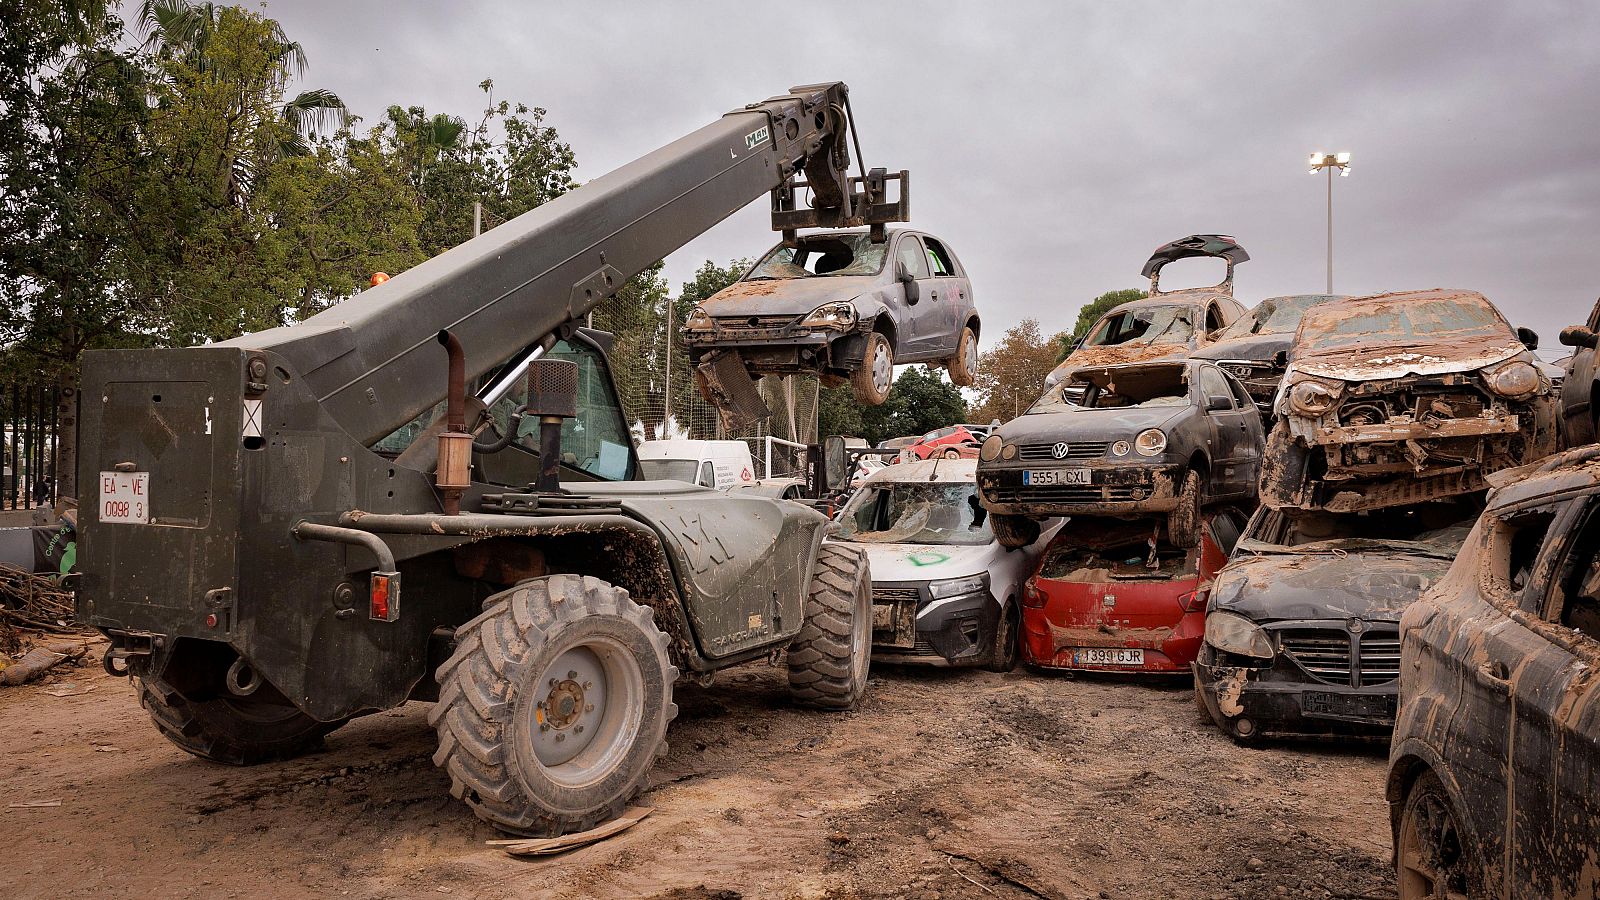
821,367,967,445
968,319,1069,424
1057,287,1147,361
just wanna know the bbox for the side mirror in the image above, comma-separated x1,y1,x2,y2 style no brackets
823,435,849,490
896,261,920,304
823,520,843,537
1272,349,1289,368
1207,396,1233,412
1516,326,1540,351
1559,325,1598,350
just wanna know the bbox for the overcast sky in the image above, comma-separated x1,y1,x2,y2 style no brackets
254,0,1600,357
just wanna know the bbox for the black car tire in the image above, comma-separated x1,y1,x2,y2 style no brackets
1397,771,1485,900
947,326,978,387
942,448,961,459
1167,468,1203,548
138,675,346,766
430,575,677,836
985,600,1020,673
851,332,894,406
991,513,1040,550
788,544,872,710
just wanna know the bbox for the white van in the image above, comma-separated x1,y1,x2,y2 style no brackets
636,440,757,491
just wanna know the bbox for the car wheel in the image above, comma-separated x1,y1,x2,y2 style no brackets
1167,468,1203,549
851,332,894,406
138,675,346,766
942,448,961,459
787,544,872,710
1397,771,1485,900
991,513,1040,550
985,600,1020,672
947,326,978,387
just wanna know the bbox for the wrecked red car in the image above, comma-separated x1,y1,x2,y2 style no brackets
1261,289,1557,513
902,424,984,461
1386,447,1600,899
1019,511,1247,673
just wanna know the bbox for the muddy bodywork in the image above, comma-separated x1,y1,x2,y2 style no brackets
1020,512,1241,673
1261,289,1557,513
977,360,1264,518
1190,294,1346,413
1557,296,1600,446
682,228,979,380
1386,449,1600,898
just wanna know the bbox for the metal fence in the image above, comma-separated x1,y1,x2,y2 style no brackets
0,383,61,509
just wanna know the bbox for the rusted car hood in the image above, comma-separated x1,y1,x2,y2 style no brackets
698,275,880,317
1191,333,1292,365
1050,342,1193,382
1211,549,1453,622
1290,340,1526,382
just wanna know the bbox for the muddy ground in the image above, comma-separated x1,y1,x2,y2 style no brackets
0,651,1396,900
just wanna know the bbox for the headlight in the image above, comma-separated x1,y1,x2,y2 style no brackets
928,573,987,599
1485,360,1540,399
1001,442,1018,460
685,306,711,328
801,301,857,329
1111,440,1131,457
1134,428,1166,456
980,435,1002,461
1288,379,1340,417
1204,612,1276,659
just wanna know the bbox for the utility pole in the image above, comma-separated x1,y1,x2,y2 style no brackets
664,301,673,437
1308,152,1351,293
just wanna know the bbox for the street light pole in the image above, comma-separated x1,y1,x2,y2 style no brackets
1308,152,1351,293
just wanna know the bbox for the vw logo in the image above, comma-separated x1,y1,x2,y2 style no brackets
1051,442,1071,459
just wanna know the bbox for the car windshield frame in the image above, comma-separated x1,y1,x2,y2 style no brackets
1296,297,1512,352
1217,295,1330,339
1082,303,1197,349
1030,362,1193,413
745,232,889,280
833,480,994,547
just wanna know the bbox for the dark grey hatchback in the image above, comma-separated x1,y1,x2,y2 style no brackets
976,359,1264,548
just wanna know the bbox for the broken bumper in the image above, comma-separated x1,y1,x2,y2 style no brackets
977,462,1183,517
870,580,1001,667
684,329,866,374
1307,413,1521,447
1193,643,1397,739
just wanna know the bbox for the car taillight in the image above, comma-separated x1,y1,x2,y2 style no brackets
370,571,402,622
1178,588,1209,613
1022,579,1045,608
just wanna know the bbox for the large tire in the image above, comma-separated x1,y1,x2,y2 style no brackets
138,675,344,766
991,513,1040,550
1167,468,1203,548
851,332,894,406
429,574,677,836
947,325,978,387
1397,771,1485,900
788,544,871,710
986,599,1020,673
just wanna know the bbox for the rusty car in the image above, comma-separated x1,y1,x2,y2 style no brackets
1044,234,1249,390
1019,510,1246,674
684,228,979,406
1192,498,1476,744
1260,289,1557,513
1386,447,1600,899
1190,293,1345,415
1557,295,1600,446
827,459,1059,670
977,358,1264,549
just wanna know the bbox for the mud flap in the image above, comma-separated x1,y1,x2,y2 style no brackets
697,352,770,431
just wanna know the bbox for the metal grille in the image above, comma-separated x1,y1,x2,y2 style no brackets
1357,632,1402,686
1280,629,1352,684
1017,441,1111,462
984,484,1142,505
872,586,920,603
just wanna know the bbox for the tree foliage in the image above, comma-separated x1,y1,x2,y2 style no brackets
819,366,968,446
967,319,1069,424
1057,287,1148,361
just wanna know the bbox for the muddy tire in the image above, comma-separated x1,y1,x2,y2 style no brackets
1397,771,1485,900
788,544,871,710
991,513,1040,550
1167,468,1203,548
986,600,1020,673
138,676,344,766
429,574,677,836
946,325,978,387
851,332,894,406
942,448,962,459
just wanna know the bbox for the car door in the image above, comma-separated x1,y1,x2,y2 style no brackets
1222,370,1265,495
1197,365,1248,496
922,236,971,355
1560,299,1600,445
892,234,938,357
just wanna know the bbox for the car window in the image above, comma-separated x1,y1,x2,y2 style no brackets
895,235,930,280
1225,373,1253,407
1218,295,1331,339
1084,305,1195,348
834,481,993,546
923,237,957,277
1489,506,1560,596
699,461,715,488
638,459,699,482
747,232,889,279
1546,497,1600,639
1298,296,1510,352
1206,304,1223,334
1199,367,1234,408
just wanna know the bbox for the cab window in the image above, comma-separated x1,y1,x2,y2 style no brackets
924,237,957,277
486,338,636,481
895,236,930,279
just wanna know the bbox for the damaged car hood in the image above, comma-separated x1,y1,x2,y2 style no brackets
1290,340,1526,382
1211,550,1452,622
1191,334,1293,365
698,275,880,317
848,541,999,582
1007,404,1190,439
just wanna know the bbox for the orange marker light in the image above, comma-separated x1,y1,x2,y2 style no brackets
369,272,390,287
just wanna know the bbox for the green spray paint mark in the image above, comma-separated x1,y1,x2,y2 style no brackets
906,550,950,567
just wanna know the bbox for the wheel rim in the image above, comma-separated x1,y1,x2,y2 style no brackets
529,637,645,788
1398,787,1473,899
849,580,871,688
962,332,977,379
872,340,893,394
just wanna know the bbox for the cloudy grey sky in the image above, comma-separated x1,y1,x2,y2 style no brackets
256,0,1600,355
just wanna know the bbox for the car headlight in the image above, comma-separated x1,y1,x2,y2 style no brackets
1485,360,1540,399
801,301,857,329
1111,440,1131,457
1134,428,1166,456
1001,442,1018,460
928,573,987,599
980,435,1002,461
1288,379,1341,417
1203,611,1275,659
685,306,712,328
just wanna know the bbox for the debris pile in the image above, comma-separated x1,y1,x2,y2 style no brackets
0,564,78,654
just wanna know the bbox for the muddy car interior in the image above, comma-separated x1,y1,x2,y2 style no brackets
1068,364,1189,409
748,233,888,279
1036,518,1195,580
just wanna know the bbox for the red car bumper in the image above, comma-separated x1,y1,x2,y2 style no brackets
1019,581,1205,673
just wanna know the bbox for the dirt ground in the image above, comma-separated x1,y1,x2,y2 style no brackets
0,649,1397,900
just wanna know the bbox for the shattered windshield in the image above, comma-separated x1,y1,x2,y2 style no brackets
1084,305,1195,348
1218,295,1331,339
835,481,993,546
1240,501,1479,559
1297,297,1509,352
1034,364,1189,412
746,233,888,279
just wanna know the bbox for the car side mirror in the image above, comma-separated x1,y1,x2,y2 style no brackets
1516,326,1540,351
1560,326,1598,350
896,262,920,304
1272,349,1289,368
1207,396,1233,412
823,435,849,490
